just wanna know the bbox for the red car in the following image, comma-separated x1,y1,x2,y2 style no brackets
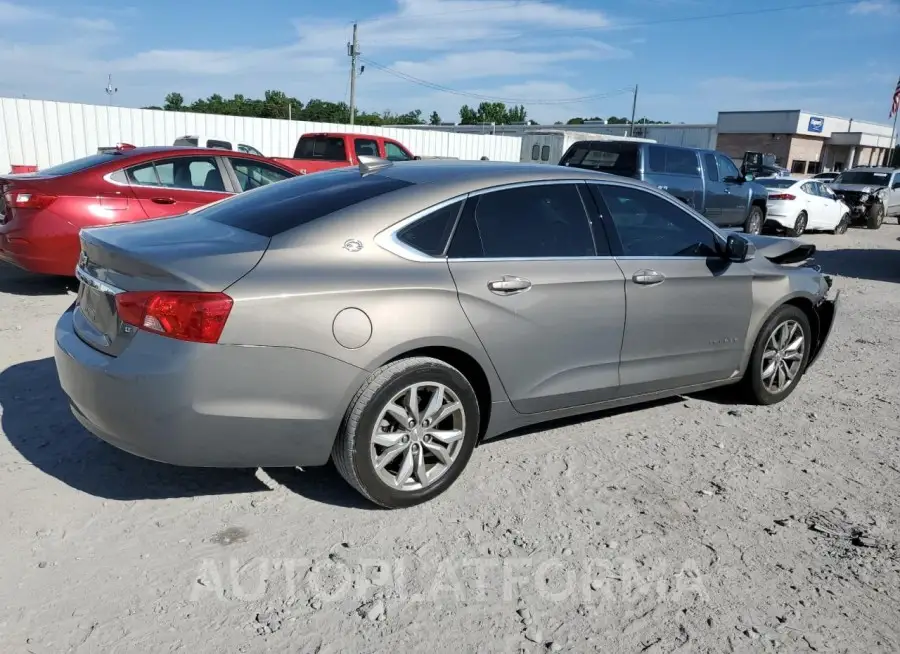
0,145,298,277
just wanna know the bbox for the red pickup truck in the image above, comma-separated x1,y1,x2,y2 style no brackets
271,132,418,174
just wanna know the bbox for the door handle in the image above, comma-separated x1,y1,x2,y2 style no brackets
487,275,532,295
150,197,176,205
723,188,731,194
632,269,666,285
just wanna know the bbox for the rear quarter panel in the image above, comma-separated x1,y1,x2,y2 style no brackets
641,170,705,212
219,213,508,401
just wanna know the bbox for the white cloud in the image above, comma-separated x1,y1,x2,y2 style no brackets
849,1,898,15
0,1,52,22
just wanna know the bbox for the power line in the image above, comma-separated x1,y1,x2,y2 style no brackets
359,56,635,105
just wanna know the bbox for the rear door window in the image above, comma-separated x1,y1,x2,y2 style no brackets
646,146,699,177
126,156,225,191
294,136,347,161
199,169,414,237
448,184,596,259
703,153,719,182
559,142,639,177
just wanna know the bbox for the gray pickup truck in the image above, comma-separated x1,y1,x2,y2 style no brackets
559,140,769,234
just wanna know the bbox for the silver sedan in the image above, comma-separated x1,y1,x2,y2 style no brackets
54,159,839,508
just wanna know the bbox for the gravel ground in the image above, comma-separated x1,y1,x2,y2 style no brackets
2,224,900,654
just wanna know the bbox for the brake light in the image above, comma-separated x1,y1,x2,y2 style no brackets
768,193,796,201
115,291,233,344
5,191,57,210
116,142,136,150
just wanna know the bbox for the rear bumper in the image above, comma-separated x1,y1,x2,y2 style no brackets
54,307,368,468
807,290,839,370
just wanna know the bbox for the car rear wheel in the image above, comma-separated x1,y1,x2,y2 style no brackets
787,211,807,237
741,304,812,405
833,213,850,235
332,357,480,509
866,203,884,230
744,205,764,235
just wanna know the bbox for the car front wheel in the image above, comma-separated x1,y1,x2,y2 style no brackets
741,304,812,405
332,357,480,508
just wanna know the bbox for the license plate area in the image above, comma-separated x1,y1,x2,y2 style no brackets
74,265,124,346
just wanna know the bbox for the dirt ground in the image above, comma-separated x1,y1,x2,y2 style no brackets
2,223,900,654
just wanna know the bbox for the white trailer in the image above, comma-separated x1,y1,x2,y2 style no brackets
519,130,655,165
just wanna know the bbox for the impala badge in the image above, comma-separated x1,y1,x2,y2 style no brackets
343,239,363,253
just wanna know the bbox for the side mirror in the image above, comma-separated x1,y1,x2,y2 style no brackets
743,173,754,182
724,233,752,262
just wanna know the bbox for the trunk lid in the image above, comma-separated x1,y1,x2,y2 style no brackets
73,214,270,356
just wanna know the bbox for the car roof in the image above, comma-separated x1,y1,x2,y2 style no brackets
380,159,624,193
845,166,894,173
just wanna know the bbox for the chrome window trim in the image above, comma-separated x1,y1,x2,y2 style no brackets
374,194,468,263
375,178,728,264
75,265,125,296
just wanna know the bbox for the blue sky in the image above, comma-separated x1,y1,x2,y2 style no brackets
0,0,898,125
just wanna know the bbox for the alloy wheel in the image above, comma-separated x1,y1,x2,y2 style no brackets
761,320,805,394
369,382,466,491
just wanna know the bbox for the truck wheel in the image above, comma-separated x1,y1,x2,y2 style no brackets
744,205,764,235
866,203,884,230
787,211,807,237
832,213,850,235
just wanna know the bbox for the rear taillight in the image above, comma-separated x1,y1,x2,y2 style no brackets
768,193,796,201
115,291,233,344
5,191,57,210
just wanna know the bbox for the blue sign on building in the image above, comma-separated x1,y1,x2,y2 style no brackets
808,116,825,133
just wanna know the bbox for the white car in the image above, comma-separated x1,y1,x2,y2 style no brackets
757,177,850,236
172,135,264,157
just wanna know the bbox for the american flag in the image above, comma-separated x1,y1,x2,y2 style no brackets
891,76,900,119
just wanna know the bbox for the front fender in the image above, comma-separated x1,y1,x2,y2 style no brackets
807,291,840,370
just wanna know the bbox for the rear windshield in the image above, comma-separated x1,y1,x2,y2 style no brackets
38,153,119,176
294,136,347,161
757,178,796,189
206,139,232,150
199,168,414,237
559,141,639,176
834,171,890,185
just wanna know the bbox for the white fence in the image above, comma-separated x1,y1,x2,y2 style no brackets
0,98,522,172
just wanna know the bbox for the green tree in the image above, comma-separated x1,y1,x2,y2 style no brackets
459,104,479,124
164,92,185,111
429,111,442,125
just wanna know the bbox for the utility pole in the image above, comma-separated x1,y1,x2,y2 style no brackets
629,84,639,137
348,23,359,125
105,74,118,106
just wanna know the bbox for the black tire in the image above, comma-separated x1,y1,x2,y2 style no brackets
332,357,480,509
833,213,850,235
866,203,884,230
787,211,807,237
740,304,812,406
744,205,764,235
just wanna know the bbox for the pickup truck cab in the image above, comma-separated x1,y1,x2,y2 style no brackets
271,132,417,175
560,140,769,234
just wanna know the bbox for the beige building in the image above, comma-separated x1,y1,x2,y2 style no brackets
715,110,896,175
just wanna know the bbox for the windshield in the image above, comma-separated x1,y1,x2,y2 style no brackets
38,153,120,176
757,178,796,189
834,171,890,185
